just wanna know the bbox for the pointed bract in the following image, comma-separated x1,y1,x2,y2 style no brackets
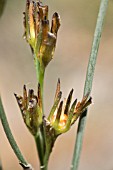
54,78,60,101
64,88,74,115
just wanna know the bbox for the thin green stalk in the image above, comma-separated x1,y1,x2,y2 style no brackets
34,55,47,169
35,55,45,100
0,96,33,169
34,56,50,170
71,0,109,169
35,125,46,168
34,54,45,120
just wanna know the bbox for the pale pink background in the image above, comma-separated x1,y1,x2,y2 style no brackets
0,0,113,169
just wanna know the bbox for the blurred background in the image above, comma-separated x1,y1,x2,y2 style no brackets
0,0,113,169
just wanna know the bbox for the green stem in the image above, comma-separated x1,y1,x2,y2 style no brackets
35,56,45,101
71,0,109,169
35,129,45,167
0,96,33,169
34,55,47,169
43,143,51,170
35,138,49,170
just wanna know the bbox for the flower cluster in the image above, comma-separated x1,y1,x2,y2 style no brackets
46,79,92,136
15,80,92,136
23,0,60,68
14,0,92,165
15,84,42,135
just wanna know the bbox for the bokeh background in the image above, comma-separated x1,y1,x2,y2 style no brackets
0,0,113,169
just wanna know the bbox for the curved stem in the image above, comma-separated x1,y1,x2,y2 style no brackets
0,96,33,169
71,0,109,169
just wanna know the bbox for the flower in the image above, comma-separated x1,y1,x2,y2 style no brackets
14,84,42,135
23,0,61,68
47,79,92,136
